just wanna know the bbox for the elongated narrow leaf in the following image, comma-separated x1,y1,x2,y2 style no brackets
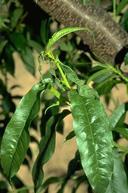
87,68,117,95
32,116,56,193
57,151,80,193
4,44,15,75
21,47,35,75
65,130,75,142
116,0,128,15
0,80,50,179
46,27,87,51
41,176,64,192
69,86,113,193
10,8,23,29
71,175,87,193
87,69,113,84
0,40,7,55
121,10,128,32
113,127,128,140
9,32,26,52
96,77,118,95
106,150,128,193
40,18,50,45
55,109,70,134
110,104,125,130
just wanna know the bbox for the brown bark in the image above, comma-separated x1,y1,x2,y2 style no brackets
35,0,128,64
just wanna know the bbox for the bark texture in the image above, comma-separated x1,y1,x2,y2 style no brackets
36,0,128,64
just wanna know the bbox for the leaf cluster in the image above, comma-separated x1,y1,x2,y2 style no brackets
0,0,128,193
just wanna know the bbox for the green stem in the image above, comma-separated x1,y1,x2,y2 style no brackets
47,51,71,89
56,58,71,89
113,0,117,17
9,185,33,193
98,63,128,83
109,65,128,83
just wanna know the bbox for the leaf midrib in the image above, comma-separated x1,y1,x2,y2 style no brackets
81,99,100,179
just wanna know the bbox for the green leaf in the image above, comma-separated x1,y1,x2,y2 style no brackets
40,18,50,45
10,8,23,29
20,47,35,75
59,41,74,52
0,80,50,179
0,16,9,29
11,176,26,190
87,69,114,84
4,44,15,75
0,79,15,114
10,32,35,75
65,130,75,142
95,77,118,95
113,127,128,140
0,180,8,191
0,39,7,55
71,175,87,193
69,86,113,193
0,0,9,5
0,79,7,95
124,52,128,65
110,104,125,130
9,32,26,52
46,27,88,51
41,176,63,191
120,10,128,32
55,109,70,134
66,151,80,178
57,152,80,193
32,116,56,193
27,39,43,53
61,63,84,86
116,0,128,15
106,150,128,193
87,68,117,95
